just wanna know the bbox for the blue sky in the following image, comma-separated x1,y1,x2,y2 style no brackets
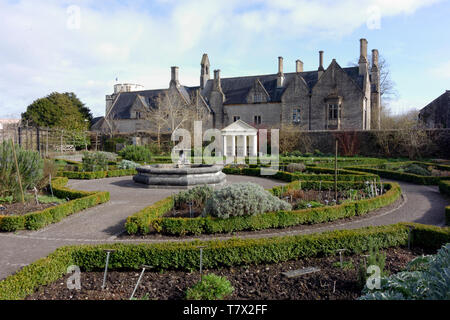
0,0,449,118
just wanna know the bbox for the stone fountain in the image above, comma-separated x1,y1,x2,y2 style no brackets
133,149,226,189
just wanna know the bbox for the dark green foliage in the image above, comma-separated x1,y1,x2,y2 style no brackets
0,141,43,201
82,151,116,172
21,92,90,128
58,169,136,180
186,274,234,300
438,180,450,225
403,163,431,176
119,145,152,162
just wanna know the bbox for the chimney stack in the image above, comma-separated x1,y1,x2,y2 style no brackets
318,51,325,78
359,39,368,75
296,59,304,73
277,56,285,87
372,49,379,69
213,69,222,91
170,66,179,87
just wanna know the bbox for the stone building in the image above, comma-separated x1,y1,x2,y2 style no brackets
418,90,450,129
93,38,381,133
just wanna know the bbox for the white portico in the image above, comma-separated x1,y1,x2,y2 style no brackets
221,120,258,157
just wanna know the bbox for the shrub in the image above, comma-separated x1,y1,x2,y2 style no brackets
286,162,306,173
0,140,43,201
186,274,234,300
82,151,111,171
174,185,214,210
403,163,431,176
359,243,450,300
36,159,59,190
119,145,151,162
117,160,139,170
203,183,291,219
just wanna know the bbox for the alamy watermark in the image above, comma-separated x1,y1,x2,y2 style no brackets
366,265,381,290
67,5,81,30
171,121,279,175
66,265,81,290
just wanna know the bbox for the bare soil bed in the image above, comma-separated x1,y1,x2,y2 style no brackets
26,247,428,300
0,201,60,216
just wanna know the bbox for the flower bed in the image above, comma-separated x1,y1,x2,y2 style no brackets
1,222,448,300
125,169,400,236
0,177,110,232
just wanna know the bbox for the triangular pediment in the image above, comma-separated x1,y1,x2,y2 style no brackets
222,119,257,133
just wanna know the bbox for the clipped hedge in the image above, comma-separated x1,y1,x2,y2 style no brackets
1,222,448,300
0,177,110,232
125,173,400,236
345,162,450,186
58,168,136,180
438,180,450,226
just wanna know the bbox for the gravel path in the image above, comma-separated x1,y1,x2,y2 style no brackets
0,175,447,280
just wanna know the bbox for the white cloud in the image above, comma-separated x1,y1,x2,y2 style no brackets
0,0,442,118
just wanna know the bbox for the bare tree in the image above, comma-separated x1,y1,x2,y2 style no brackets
144,89,210,148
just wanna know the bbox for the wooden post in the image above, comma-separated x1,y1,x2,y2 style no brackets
335,138,338,201
11,139,25,204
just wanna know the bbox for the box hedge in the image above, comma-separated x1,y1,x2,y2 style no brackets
58,168,136,180
0,177,110,232
0,222,448,300
125,169,400,236
438,180,450,225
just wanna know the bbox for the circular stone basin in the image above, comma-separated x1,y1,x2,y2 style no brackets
133,164,226,188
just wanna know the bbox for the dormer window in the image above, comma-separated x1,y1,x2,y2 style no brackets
253,93,264,103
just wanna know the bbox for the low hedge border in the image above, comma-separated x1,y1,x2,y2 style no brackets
344,165,447,185
438,180,450,225
124,167,398,236
0,222,448,300
126,181,400,236
0,178,110,232
58,168,136,180
224,166,380,182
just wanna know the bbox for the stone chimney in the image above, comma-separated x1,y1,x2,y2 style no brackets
296,59,304,73
371,48,381,130
277,56,285,87
359,39,368,75
170,66,180,87
213,69,222,91
318,51,325,78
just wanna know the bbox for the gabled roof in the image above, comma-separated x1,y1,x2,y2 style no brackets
201,66,362,105
222,119,257,133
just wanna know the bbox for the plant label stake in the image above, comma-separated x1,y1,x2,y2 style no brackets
130,265,152,300
406,225,415,250
49,173,54,197
188,201,193,218
102,249,116,290
336,249,347,268
33,187,39,205
362,254,370,270
197,246,207,282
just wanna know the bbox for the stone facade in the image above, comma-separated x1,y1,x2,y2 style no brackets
419,91,450,129
94,39,380,133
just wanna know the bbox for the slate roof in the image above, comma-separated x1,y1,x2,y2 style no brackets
201,66,362,105
107,66,363,119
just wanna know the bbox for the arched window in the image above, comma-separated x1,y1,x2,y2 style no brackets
293,108,301,123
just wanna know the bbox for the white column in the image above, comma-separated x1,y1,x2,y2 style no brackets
223,135,227,157
252,134,258,156
231,135,236,156
242,135,247,157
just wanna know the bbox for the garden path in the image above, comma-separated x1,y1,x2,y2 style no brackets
0,175,447,280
